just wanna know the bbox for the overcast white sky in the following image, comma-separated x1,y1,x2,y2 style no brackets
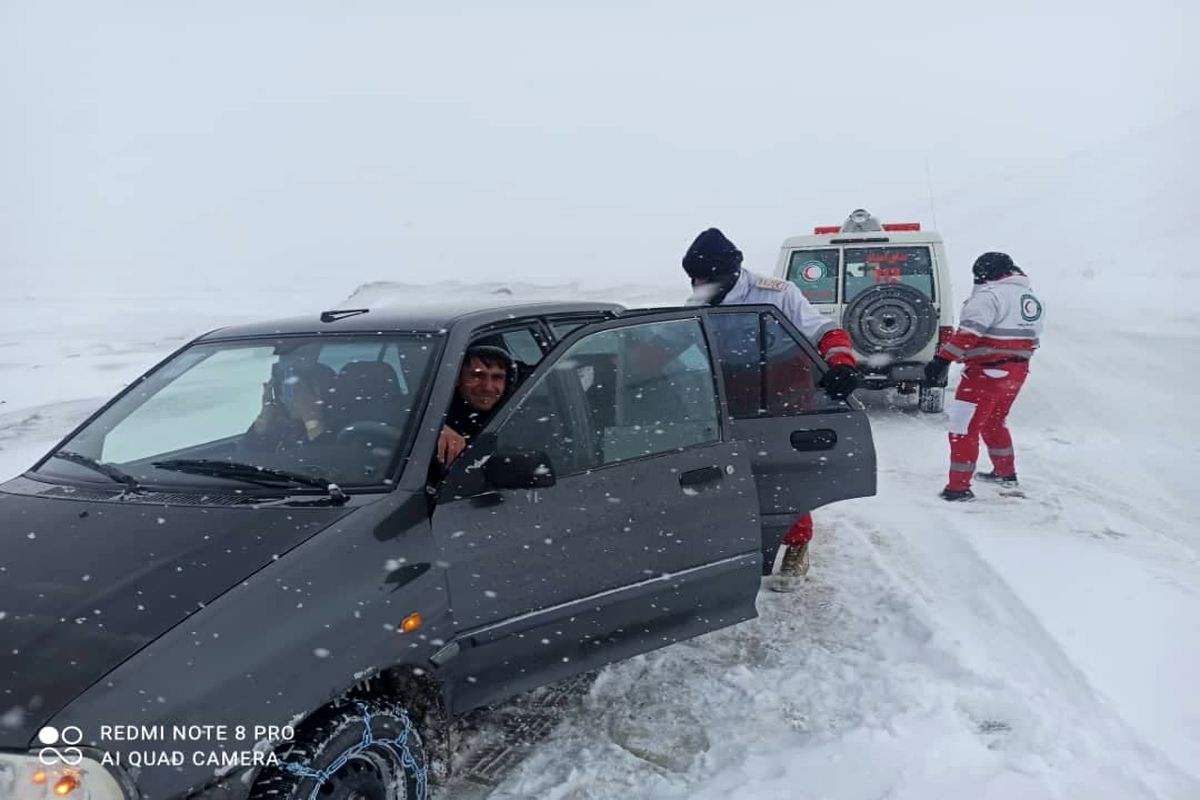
2,1,1197,294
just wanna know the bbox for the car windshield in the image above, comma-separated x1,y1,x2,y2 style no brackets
843,246,935,302
33,334,439,491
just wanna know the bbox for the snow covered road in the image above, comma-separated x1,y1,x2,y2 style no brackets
484,381,1200,800
1,281,1197,799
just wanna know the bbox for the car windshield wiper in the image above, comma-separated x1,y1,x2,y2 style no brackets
50,450,142,492
151,459,348,504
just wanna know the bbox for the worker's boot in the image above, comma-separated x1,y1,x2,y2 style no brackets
976,471,1019,486
770,542,810,593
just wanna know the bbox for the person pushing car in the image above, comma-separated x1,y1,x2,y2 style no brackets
924,251,1045,501
683,227,860,583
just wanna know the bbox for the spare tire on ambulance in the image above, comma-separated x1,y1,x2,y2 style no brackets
773,208,956,412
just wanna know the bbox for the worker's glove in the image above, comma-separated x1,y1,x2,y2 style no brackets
819,364,860,401
923,356,951,385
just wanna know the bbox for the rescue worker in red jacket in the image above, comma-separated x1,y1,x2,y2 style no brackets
683,228,859,580
924,252,1045,501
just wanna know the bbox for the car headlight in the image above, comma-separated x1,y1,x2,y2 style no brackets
0,751,131,800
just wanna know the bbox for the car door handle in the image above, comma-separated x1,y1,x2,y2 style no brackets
790,429,837,452
679,466,723,488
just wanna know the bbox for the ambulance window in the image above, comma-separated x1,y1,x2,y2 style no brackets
843,246,934,303
786,250,839,304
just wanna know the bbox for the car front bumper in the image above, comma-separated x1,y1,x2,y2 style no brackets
0,750,133,800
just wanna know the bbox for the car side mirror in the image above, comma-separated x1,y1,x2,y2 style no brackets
483,448,557,489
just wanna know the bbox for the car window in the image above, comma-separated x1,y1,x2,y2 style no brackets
546,315,610,341
786,249,840,304
472,326,546,387
762,315,839,414
496,329,545,365
549,320,586,339
708,312,762,418
318,341,411,393
844,245,934,302
37,335,439,489
495,318,720,475
710,312,844,417
103,346,278,463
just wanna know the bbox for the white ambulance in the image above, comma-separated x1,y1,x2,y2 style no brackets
773,209,955,412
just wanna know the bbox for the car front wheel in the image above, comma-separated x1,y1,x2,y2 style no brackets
918,385,944,413
249,699,428,800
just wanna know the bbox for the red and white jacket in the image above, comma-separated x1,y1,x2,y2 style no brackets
938,274,1044,365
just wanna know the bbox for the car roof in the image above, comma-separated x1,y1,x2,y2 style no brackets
197,300,627,341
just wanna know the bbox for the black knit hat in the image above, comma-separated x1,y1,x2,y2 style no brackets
682,228,743,280
464,344,514,376
972,252,1018,284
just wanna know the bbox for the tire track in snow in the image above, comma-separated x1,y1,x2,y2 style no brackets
484,497,1199,799
854,502,1192,794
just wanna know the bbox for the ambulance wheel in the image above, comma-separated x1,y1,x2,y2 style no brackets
249,699,428,800
918,385,944,413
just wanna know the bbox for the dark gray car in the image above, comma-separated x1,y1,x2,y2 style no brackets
0,300,876,800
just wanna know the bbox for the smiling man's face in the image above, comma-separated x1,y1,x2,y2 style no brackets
458,357,508,412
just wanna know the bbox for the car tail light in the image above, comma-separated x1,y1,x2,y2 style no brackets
882,222,921,231
813,226,841,235
938,326,954,346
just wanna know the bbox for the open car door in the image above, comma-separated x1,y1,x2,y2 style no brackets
429,310,762,714
703,305,878,570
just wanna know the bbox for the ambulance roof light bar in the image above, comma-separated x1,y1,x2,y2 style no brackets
813,209,921,235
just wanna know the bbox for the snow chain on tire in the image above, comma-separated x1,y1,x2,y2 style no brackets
843,283,937,361
248,699,428,800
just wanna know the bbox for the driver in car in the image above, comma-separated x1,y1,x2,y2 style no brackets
243,362,337,452
434,345,515,470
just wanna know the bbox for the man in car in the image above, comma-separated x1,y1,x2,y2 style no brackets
435,344,515,469
243,362,337,453
924,251,1044,501
683,227,861,585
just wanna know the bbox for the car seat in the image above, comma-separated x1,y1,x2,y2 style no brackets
334,362,405,427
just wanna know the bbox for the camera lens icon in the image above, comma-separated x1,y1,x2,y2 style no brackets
37,725,84,766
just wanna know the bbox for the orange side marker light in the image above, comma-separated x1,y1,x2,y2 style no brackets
54,773,80,796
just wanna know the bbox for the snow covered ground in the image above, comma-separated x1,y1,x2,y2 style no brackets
1,269,1197,799
3,111,1198,799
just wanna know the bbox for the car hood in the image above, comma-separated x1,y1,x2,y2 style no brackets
0,481,353,748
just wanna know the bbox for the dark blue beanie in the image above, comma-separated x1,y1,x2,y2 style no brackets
972,251,1020,284
683,228,743,280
